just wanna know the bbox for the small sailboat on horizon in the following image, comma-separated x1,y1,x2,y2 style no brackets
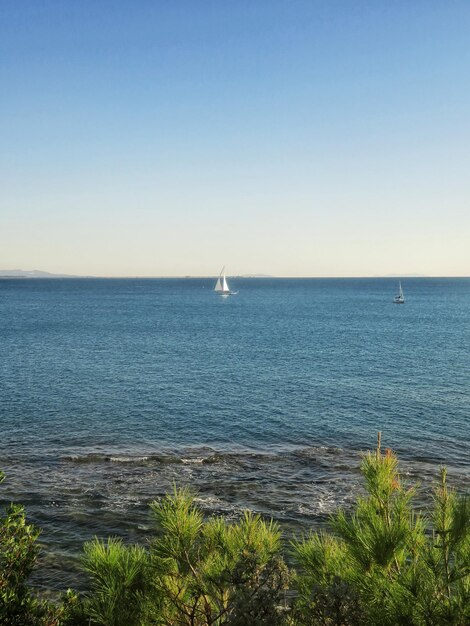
393,281,405,304
214,267,237,296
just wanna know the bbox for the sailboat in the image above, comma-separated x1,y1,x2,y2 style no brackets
214,267,236,296
393,281,405,304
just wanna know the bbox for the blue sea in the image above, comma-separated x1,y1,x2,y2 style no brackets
1,277,469,590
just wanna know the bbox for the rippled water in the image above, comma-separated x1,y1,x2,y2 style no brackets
1,277,469,590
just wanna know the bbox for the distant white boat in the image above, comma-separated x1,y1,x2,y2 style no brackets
214,267,237,296
393,281,405,304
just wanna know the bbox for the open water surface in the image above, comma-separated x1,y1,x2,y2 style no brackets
0,277,469,590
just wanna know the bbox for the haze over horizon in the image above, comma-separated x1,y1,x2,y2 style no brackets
0,268,464,280
1,2,469,277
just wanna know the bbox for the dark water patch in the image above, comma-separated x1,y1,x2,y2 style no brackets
2,443,468,592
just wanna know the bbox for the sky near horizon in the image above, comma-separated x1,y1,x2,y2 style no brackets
1,1,469,277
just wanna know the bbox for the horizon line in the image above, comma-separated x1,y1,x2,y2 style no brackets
1,272,470,280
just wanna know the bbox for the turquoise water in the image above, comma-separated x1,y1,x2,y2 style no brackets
1,277,469,589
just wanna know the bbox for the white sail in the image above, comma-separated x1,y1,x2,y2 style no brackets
393,280,404,303
214,276,223,292
214,267,231,294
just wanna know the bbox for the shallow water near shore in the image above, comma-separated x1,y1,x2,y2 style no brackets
1,277,469,590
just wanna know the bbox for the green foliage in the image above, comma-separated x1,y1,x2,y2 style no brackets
0,471,64,626
80,537,151,626
149,487,290,625
291,436,470,626
410,468,470,625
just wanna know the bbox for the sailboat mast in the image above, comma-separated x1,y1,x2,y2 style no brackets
214,266,230,293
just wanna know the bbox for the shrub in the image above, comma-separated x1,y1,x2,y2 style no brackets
148,487,290,625
80,537,151,626
292,435,470,626
0,471,63,626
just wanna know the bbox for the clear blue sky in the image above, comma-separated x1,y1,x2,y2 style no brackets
1,1,469,276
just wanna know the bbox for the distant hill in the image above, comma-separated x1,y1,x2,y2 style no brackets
0,270,275,279
0,269,78,278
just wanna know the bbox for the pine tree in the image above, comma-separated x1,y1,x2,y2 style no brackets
292,434,470,626
148,487,290,625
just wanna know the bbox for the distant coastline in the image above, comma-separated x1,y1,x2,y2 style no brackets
0,269,80,278
2,270,469,279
